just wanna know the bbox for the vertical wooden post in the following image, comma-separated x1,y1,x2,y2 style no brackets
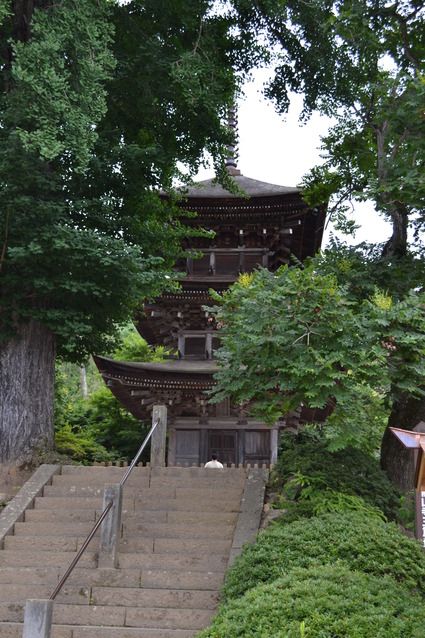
270,429,278,466
151,405,167,467
99,483,123,569
23,599,53,638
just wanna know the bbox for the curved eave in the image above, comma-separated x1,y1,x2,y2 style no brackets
93,355,217,383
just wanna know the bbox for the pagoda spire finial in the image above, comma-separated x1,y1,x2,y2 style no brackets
225,104,240,175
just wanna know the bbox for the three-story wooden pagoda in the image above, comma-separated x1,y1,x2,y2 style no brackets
94,160,327,467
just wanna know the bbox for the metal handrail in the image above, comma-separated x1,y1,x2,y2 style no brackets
49,418,160,601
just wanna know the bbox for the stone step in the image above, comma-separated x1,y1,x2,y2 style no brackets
71,628,197,638
0,566,63,585
33,495,239,512
0,564,224,592
43,485,113,497
122,521,235,540
73,628,197,637
117,552,228,571
91,586,220,610
51,474,150,488
0,550,97,568
60,465,150,477
24,507,238,525
0,550,226,573
148,476,246,489
13,521,101,536
42,484,243,500
24,508,111,523
52,471,245,490
137,569,224,591
34,495,102,510
56,604,214,631
0,566,139,587
0,623,197,637
166,510,238,525
133,496,240,512
3,534,232,555
68,567,224,591
2,535,101,552
13,519,234,539
0,583,92,605
121,537,231,555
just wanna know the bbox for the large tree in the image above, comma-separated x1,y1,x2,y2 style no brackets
217,0,425,490
0,0,238,466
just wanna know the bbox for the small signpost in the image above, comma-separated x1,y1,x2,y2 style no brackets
390,422,425,546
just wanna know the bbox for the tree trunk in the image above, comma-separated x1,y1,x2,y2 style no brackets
0,319,56,467
380,392,425,493
80,364,88,398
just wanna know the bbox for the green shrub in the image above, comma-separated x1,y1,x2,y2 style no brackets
273,436,401,521
197,564,425,638
221,511,425,603
55,423,117,464
85,386,149,461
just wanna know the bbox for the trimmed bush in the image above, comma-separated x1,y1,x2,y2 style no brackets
273,437,402,521
221,511,425,602
197,564,425,638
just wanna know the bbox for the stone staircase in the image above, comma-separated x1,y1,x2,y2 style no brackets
0,464,267,637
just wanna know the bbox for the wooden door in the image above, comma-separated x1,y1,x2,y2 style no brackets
207,430,236,466
175,429,200,466
244,430,270,466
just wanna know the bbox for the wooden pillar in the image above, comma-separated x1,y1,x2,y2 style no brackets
237,430,245,467
151,405,167,467
270,429,278,466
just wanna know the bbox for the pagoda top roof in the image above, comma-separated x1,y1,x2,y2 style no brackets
179,174,300,200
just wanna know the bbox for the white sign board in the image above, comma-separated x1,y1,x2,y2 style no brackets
421,492,425,547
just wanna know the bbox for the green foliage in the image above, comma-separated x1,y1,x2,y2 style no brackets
397,492,416,533
54,325,159,463
220,512,425,604
54,423,116,464
198,564,425,638
85,386,149,461
112,323,164,363
209,252,425,425
0,0,240,361
55,378,148,463
9,0,114,170
310,383,389,454
273,434,401,521
230,0,425,252
282,472,387,521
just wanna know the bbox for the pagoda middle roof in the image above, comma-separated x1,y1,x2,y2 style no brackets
179,174,300,199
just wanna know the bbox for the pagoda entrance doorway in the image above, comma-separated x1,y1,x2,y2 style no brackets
208,430,236,466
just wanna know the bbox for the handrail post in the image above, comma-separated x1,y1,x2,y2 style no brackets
99,483,123,569
150,405,167,467
22,599,53,638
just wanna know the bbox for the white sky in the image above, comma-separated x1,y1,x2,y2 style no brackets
196,73,393,250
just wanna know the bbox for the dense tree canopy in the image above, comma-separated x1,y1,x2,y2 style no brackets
209,247,425,421
0,0,240,464
0,0,239,359
229,0,425,253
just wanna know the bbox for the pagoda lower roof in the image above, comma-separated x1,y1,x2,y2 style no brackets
94,355,334,426
94,356,217,384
